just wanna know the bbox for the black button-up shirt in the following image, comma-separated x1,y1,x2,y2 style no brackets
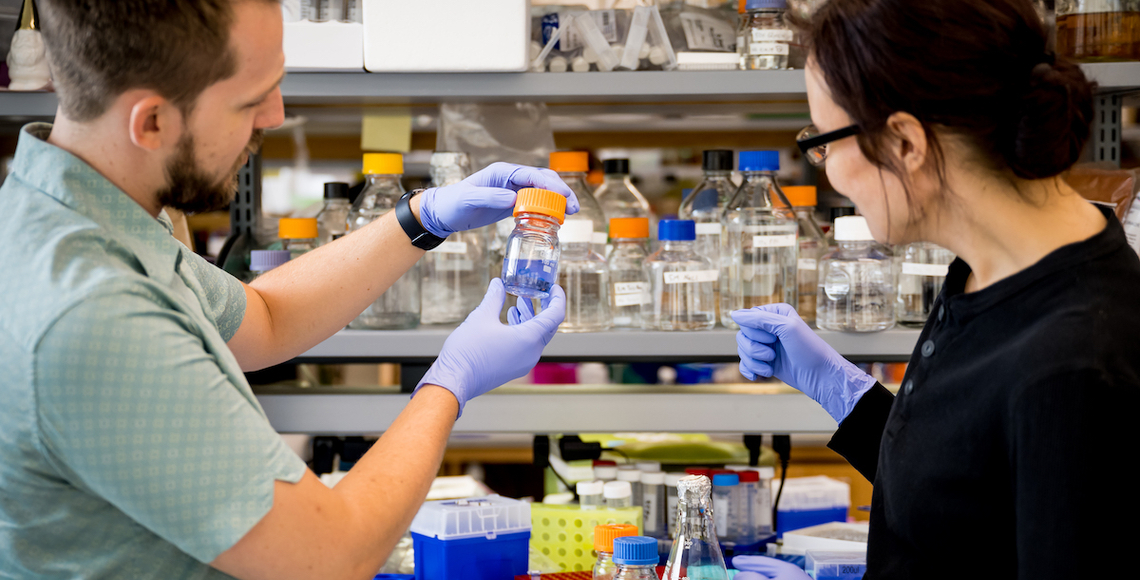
829,205,1140,579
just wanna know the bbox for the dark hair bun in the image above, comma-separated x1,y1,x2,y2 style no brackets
1007,58,1096,180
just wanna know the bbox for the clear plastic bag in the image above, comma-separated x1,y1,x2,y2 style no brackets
435,103,556,170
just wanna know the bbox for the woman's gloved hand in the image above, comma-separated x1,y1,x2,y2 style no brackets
416,278,565,417
732,303,876,424
418,162,580,237
732,556,812,580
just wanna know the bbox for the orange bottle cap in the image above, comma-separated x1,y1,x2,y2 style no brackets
513,188,567,224
609,217,649,239
549,151,589,173
780,185,818,207
363,153,403,175
594,523,639,553
278,217,318,239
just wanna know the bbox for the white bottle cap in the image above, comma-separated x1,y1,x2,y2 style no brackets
641,471,666,485
617,469,642,483
577,480,605,496
833,216,874,242
636,461,661,472
560,219,595,244
757,466,776,479
604,480,632,499
664,473,686,487
595,466,618,480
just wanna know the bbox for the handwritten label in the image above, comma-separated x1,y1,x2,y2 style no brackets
798,258,817,271
664,270,718,284
751,29,794,42
750,42,790,56
614,282,651,306
751,234,797,248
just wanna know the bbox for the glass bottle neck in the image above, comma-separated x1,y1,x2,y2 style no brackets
837,240,875,250
675,502,717,541
597,552,613,564
660,240,694,251
515,213,561,232
365,173,403,188
604,174,632,185
703,170,732,180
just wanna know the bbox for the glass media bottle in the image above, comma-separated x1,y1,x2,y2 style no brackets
421,152,489,325
593,158,651,223
781,186,826,327
502,188,566,300
551,151,609,255
608,217,652,329
559,219,613,333
722,150,798,330
594,524,639,580
348,153,421,330
897,242,955,327
316,182,351,245
679,150,736,326
278,218,318,260
662,475,728,580
647,220,717,331
818,216,896,332
738,0,794,71
1056,0,1140,62
613,537,661,580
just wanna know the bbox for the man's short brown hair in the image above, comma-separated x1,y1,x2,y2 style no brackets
39,0,276,122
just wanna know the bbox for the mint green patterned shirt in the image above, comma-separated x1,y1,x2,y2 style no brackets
0,124,307,579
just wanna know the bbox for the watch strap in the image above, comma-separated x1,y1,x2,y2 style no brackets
395,189,446,250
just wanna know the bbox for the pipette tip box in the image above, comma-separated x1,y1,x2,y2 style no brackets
409,495,531,580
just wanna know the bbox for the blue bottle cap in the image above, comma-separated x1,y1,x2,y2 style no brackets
713,473,740,486
613,536,659,567
739,150,780,172
658,219,696,241
747,0,787,9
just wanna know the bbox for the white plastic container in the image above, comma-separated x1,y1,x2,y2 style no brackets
363,0,530,72
283,20,364,71
782,522,868,556
770,476,851,537
409,495,532,580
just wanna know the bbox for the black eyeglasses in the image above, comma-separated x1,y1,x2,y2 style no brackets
797,124,862,166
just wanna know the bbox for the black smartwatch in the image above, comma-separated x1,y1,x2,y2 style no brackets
395,189,447,250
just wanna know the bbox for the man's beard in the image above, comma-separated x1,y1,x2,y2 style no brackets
156,129,264,215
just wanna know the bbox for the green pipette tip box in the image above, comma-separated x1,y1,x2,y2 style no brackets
530,504,643,572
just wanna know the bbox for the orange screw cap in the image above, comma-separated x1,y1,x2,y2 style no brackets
513,188,567,224
609,217,649,239
550,151,589,173
594,523,639,553
278,217,318,239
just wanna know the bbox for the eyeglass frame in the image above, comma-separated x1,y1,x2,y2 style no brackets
797,124,862,164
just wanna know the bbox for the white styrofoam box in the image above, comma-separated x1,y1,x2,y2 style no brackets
781,522,869,556
409,495,531,541
283,20,364,72
771,476,851,511
363,0,530,72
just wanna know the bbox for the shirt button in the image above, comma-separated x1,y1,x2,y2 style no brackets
904,380,914,395
937,305,945,321
921,340,935,357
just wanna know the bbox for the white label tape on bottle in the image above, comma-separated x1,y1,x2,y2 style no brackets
752,234,798,248
664,270,718,284
435,259,475,272
902,262,950,277
559,219,595,244
743,225,797,234
593,231,610,246
614,282,649,295
751,29,794,42
430,241,468,254
695,222,722,235
614,292,651,307
798,258,818,271
749,42,790,56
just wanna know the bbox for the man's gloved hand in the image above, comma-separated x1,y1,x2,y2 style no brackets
416,278,566,417
732,556,812,580
418,162,580,237
732,303,876,424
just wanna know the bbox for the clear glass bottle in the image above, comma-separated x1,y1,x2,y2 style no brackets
559,220,613,332
551,151,609,255
278,218,319,259
299,0,317,21
647,220,718,331
617,469,643,511
711,473,739,545
421,152,489,325
735,471,761,546
723,151,798,330
679,150,736,326
316,182,351,245
665,473,685,538
641,472,668,539
781,186,826,327
579,480,605,509
662,475,729,580
605,481,634,509
608,218,652,328
755,467,774,538
593,159,651,223
897,242,955,327
594,524,639,580
502,189,566,300
613,537,662,580
249,250,291,281
1056,0,1140,62
818,216,896,332
348,154,420,330
738,0,794,71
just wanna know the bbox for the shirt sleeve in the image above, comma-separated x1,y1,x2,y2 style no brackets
1010,368,1138,580
827,382,894,483
33,287,306,564
180,248,247,342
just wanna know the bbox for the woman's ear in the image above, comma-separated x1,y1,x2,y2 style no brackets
885,111,929,177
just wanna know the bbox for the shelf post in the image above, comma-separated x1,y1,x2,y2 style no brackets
1088,93,1123,168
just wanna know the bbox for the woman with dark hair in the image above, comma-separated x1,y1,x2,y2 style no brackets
731,1,1140,578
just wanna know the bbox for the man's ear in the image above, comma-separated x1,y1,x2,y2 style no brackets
127,93,182,152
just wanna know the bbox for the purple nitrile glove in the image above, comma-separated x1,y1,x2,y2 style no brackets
731,303,876,424
732,556,812,580
418,162,580,237
416,278,566,417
